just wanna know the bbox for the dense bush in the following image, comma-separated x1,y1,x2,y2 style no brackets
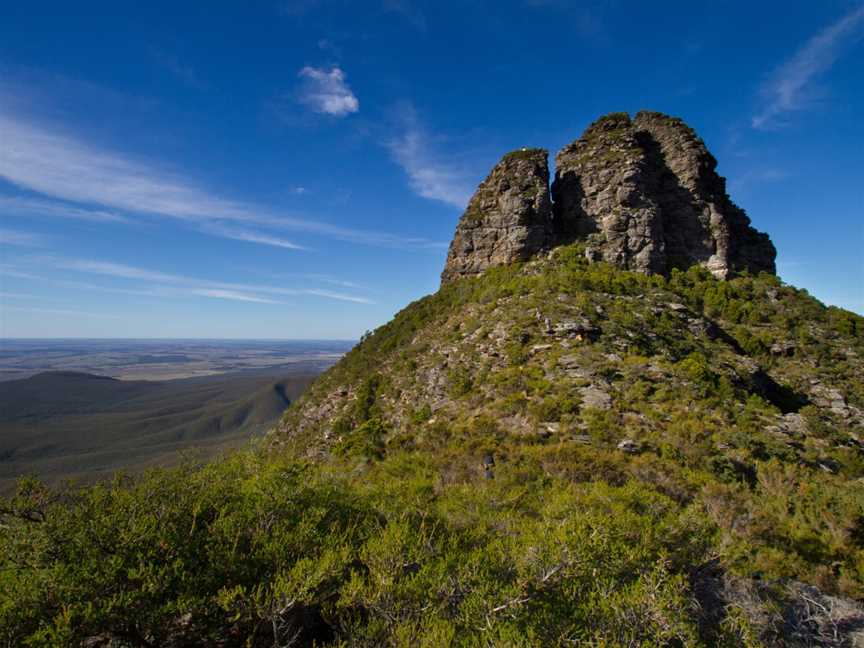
0,448,747,646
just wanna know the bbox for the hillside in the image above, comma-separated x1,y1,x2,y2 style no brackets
0,369,316,490
2,111,863,647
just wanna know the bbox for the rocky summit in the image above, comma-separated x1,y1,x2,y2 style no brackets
442,111,776,284
440,147,553,284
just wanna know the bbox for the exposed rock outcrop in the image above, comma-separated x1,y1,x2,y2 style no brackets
442,111,776,284
552,112,668,274
631,111,776,278
552,111,776,278
440,148,552,284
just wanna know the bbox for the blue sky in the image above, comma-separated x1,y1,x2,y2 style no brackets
1,0,862,339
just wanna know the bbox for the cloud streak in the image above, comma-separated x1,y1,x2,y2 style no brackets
0,195,133,224
189,288,283,304
753,5,864,129
151,49,208,90
1,305,124,319
199,224,306,250
0,228,45,247
0,110,444,251
387,106,474,209
297,66,359,117
14,256,375,305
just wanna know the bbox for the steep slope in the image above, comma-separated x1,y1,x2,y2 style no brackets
280,243,862,466
272,112,862,641
273,245,864,642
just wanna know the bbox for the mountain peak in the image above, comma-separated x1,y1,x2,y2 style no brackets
443,111,776,284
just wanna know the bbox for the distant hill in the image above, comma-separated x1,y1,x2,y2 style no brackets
0,369,316,489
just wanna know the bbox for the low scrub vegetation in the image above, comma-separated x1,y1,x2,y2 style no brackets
4,244,863,645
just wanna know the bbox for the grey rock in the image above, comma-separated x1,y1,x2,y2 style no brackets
547,317,597,339
579,384,612,410
441,148,553,284
441,111,776,283
770,341,795,357
552,112,775,278
617,439,641,454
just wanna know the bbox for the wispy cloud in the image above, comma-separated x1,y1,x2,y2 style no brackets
151,49,208,90
303,273,369,290
189,288,283,304
752,5,864,129
0,112,256,222
200,224,306,250
0,195,133,224
51,258,185,283
0,110,443,250
728,168,789,192
14,256,375,305
0,265,41,280
0,291,44,300
387,105,474,209
278,0,321,16
301,289,373,304
297,66,359,117
382,0,427,31
0,228,45,247
1,305,124,319
523,0,609,44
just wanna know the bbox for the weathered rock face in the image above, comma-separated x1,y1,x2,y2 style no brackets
552,112,668,274
440,148,553,284
552,111,776,278
631,111,776,277
442,111,776,283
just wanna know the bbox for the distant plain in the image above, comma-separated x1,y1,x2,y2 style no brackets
0,338,352,381
0,339,353,490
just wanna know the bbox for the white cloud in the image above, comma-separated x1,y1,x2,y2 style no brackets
200,224,306,250
0,113,254,222
387,106,473,209
753,5,864,129
304,273,368,290
0,111,443,250
189,288,283,304
0,195,132,224
728,168,789,192
0,291,43,300
0,265,41,280
301,289,373,304
0,228,45,246
151,49,208,90
16,256,375,305
51,258,185,283
1,305,124,319
297,66,359,117
382,0,427,31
